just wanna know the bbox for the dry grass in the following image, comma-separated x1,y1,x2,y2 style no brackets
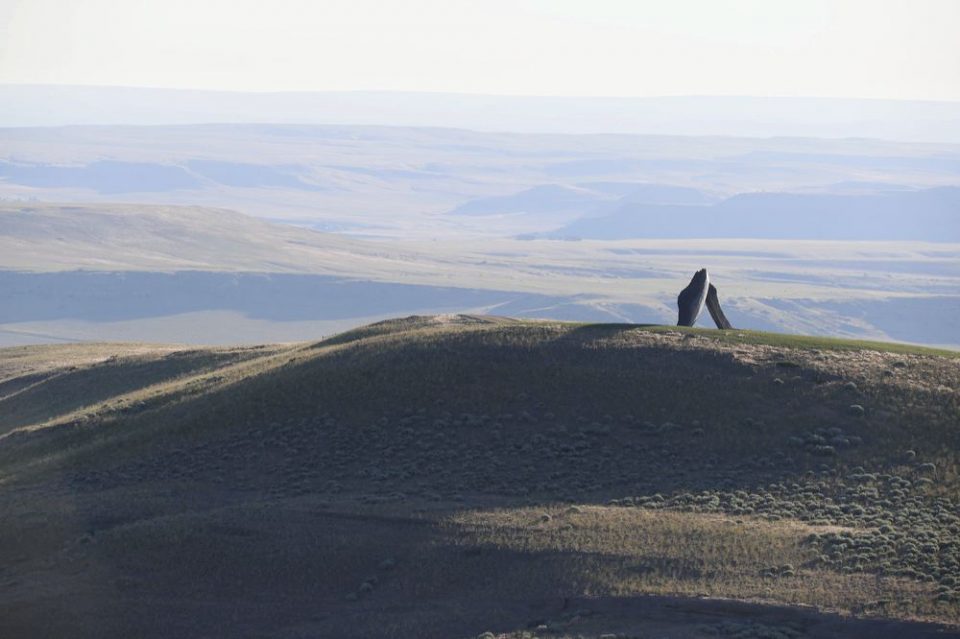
450,505,933,620
0,315,958,637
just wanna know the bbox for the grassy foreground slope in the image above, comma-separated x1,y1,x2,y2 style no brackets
0,316,958,638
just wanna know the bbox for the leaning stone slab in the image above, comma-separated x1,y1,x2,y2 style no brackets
677,268,709,327
677,268,733,329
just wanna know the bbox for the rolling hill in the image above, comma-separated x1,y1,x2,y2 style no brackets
1,316,958,638
3,123,959,237
552,187,960,242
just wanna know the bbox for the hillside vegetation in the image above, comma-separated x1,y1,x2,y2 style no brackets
0,316,958,638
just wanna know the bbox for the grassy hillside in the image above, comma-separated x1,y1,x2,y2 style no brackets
0,316,958,638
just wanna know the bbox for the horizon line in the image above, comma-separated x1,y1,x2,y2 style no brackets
3,83,960,105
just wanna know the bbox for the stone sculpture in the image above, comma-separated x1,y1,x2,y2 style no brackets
677,268,732,329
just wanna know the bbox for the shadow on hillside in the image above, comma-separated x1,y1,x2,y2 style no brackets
1,486,957,639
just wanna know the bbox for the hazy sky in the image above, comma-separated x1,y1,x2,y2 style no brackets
1,0,958,100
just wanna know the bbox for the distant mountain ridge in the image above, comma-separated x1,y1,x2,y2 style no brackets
550,186,960,241
2,123,957,236
3,85,960,142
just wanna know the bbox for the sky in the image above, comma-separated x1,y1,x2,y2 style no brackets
1,0,959,100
